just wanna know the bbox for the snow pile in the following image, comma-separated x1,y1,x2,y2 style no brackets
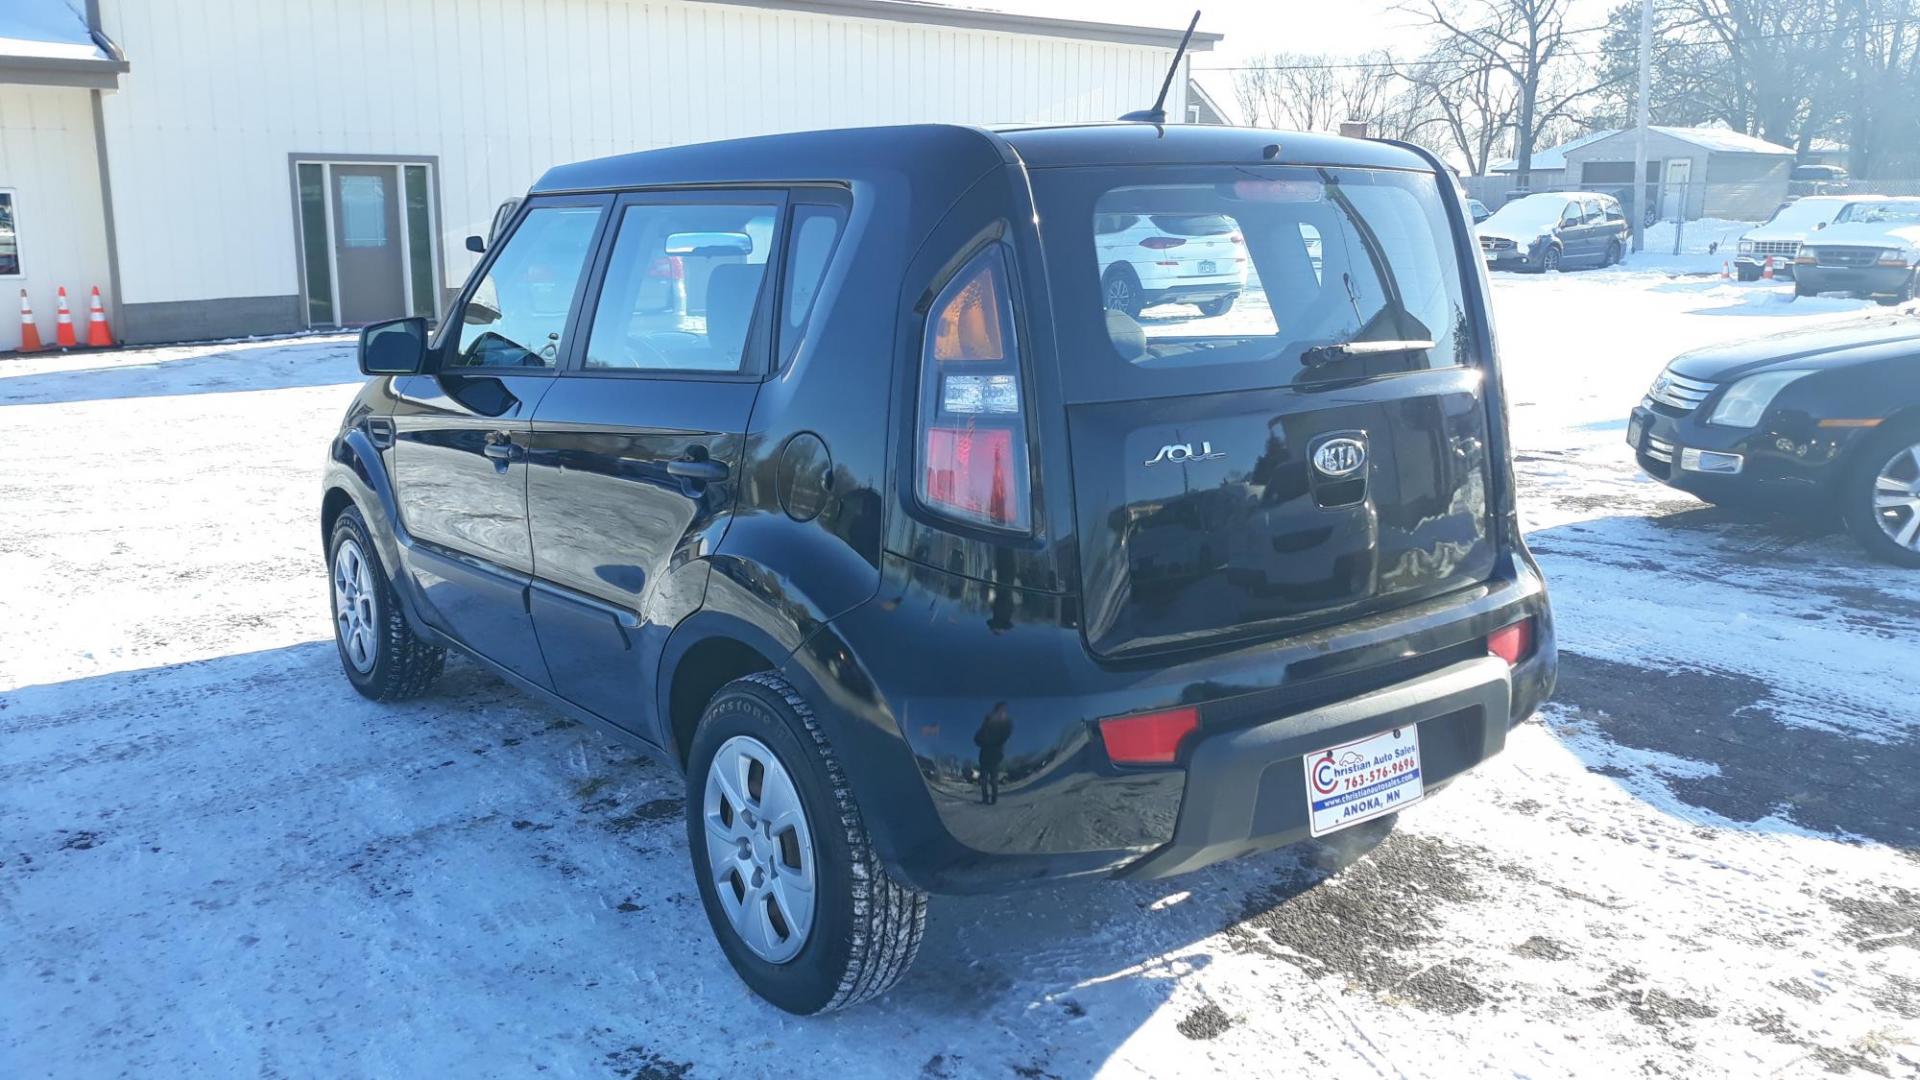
1623,218,1758,275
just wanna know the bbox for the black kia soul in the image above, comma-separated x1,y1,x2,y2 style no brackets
321,123,1555,1014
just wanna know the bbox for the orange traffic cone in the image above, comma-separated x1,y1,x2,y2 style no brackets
17,289,42,352
1762,256,1775,280
85,286,114,347
53,286,77,348
1721,261,1731,279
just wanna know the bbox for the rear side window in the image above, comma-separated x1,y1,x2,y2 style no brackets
452,205,604,369
777,203,847,363
1040,165,1475,401
583,202,777,372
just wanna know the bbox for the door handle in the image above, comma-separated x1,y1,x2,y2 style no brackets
666,457,729,483
483,432,518,466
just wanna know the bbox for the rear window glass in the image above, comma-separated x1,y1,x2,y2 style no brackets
1039,165,1476,402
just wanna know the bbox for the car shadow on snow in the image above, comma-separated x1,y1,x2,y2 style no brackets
0,641,1408,1076
0,336,361,406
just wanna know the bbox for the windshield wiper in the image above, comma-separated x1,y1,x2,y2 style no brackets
1300,339,1435,367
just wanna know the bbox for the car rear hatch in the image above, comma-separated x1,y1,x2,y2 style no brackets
1030,164,1498,659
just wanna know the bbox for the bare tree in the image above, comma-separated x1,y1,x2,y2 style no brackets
1232,52,1404,134
1401,0,1620,186
1391,41,1521,174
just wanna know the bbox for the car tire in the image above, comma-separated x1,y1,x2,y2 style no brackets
685,672,928,1014
1842,421,1920,568
1197,293,1238,317
1536,245,1561,273
328,506,445,700
1736,266,1762,283
1604,239,1623,267
1101,266,1144,318
1794,281,1817,298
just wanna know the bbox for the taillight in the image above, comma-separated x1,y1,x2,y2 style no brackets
1099,707,1199,766
916,247,1031,531
1139,236,1185,250
1488,618,1535,666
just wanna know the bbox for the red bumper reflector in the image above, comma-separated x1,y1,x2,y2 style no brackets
1488,619,1535,666
1099,706,1199,765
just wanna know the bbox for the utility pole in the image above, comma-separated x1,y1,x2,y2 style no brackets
1630,0,1652,253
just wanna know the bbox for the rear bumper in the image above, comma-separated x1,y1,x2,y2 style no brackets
794,552,1554,895
1142,280,1243,303
1795,264,1912,296
1119,656,1512,879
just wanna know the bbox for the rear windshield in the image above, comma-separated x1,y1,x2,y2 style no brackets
1033,165,1477,402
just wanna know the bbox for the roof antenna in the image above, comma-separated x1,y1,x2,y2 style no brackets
1120,10,1201,124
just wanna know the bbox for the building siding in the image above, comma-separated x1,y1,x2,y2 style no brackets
0,85,112,352
92,0,1184,339
1702,153,1792,220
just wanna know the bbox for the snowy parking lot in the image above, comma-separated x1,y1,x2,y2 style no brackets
3,268,1918,1078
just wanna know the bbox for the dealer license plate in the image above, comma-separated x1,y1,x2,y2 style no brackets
1304,726,1424,837
1626,415,1644,450
1197,259,1217,274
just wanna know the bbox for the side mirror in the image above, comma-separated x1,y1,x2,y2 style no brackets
465,234,486,254
359,316,429,375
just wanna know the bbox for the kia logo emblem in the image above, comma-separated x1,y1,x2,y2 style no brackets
1312,437,1368,478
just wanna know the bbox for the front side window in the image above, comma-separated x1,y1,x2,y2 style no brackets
0,192,19,277
584,202,777,372
453,205,604,369
1036,165,1475,401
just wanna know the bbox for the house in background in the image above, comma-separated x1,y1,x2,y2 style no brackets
0,0,1218,351
1562,127,1792,221
1482,126,1793,221
1184,78,1230,125
1486,129,1615,192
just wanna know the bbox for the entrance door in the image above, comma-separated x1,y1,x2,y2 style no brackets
293,159,443,329
1662,159,1693,221
332,165,407,325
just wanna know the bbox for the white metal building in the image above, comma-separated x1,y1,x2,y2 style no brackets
0,0,1217,350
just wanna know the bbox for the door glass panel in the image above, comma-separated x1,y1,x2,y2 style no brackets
583,202,777,372
0,192,19,276
452,205,604,369
778,204,847,362
297,164,333,325
339,174,390,248
404,165,436,318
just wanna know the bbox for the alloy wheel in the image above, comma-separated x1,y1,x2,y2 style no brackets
703,734,817,964
332,537,379,673
1872,443,1920,552
1104,276,1137,313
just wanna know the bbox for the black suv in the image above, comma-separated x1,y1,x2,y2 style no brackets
321,123,1555,1014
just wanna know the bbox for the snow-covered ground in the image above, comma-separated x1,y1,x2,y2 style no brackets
3,273,1917,1079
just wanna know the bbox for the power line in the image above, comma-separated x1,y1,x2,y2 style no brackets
1194,19,1911,73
